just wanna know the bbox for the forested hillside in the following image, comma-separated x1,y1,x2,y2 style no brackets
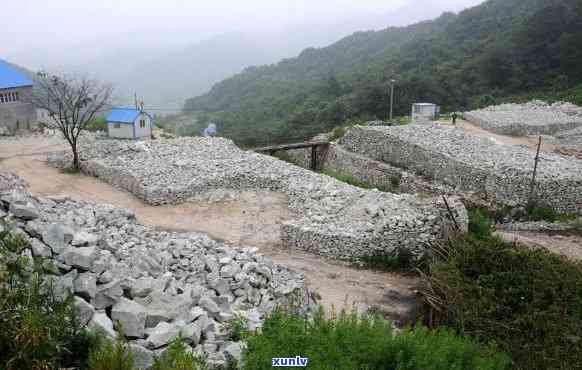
184,0,582,146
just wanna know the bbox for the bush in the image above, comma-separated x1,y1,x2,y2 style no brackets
423,234,582,369
468,208,493,239
0,225,95,369
87,336,134,370
151,337,207,370
525,204,558,222
243,307,509,370
359,248,414,271
86,117,108,132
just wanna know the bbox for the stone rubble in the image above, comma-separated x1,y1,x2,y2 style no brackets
0,171,311,369
339,124,582,215
47,135,467,261
464,100,582,136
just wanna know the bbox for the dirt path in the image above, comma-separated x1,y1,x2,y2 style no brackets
0,136,421,321
439,119,558,153
497,231,582,261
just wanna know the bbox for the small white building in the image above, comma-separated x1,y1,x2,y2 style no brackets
106,107,153,139
411,103,440,123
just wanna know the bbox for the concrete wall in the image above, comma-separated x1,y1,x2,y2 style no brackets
0,86,36,133
108,122,134,139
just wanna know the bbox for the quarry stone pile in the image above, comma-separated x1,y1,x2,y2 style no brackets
464,100,582,136
0,172,311,369
340,124,582,215
48,135,467,261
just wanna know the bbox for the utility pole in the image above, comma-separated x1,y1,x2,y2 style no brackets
389,79,396,121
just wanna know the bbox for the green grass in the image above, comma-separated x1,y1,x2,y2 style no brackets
243,307,510,370
422,234,582,370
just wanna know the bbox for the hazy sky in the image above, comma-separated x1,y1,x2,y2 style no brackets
2,0,483,68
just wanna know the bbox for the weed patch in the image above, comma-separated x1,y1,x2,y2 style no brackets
243,307,509,370
422,234,582,369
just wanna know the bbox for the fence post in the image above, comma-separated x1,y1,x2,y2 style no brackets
527,136,542,208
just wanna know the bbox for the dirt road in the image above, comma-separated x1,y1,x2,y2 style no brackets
0,135,421,321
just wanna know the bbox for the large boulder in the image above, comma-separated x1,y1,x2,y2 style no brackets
145,322,181,349
93,279,123,309
74,296,95,327
74,272,97,300
41,223,74,254
9,201,39,220
129,344,155,369
111,297,147,338
89,311,117,338
62,246,98,270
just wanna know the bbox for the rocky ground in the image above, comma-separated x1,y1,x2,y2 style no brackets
0,134,426,326
464,100,582,136
47,135,466,262
0,171,313,368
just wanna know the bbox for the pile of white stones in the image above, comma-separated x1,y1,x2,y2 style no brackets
339,124,582,215
48,135,466,261
0,172,311,369
464,100,582,136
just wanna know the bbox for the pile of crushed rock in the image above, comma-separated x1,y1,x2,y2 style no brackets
464,100,582,136
47,135,467,261
0,171,312,369
339,124,582,215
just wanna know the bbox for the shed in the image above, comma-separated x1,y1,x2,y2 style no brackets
411,103,440,123
106,107,153,139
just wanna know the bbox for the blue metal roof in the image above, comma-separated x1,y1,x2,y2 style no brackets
0,60,34,90
106,108,141,124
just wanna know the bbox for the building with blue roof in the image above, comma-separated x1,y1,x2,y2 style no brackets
106,107,153,139
0,59,37,134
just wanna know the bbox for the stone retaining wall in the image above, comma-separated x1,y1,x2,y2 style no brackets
48,136,468,262
339,125,582,215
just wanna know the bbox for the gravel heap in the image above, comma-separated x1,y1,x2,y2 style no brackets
464,100,582,136
48,135,467,261
0,172,311,369
340,124,582,214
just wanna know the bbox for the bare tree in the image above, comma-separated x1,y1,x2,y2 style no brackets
33,72,112,170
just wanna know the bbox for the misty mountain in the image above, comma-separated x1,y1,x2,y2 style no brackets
185,0,582,146
90,1,481,111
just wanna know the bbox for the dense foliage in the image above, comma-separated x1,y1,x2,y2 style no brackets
424,234,582,370
0,225,95,370
184,0,582,146
243,307,510,370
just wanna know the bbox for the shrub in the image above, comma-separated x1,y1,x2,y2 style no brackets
0,225,95,370
86,117,108,132
243,307,509,370
468,208,493,239
525,204,558,222
422,234,582,369
359,247,414,271
151,337,207,370
87,336,134,370
225,314,249,342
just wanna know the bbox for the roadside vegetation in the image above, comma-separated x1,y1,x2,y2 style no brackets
419,208,582,370
243,307,510,370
